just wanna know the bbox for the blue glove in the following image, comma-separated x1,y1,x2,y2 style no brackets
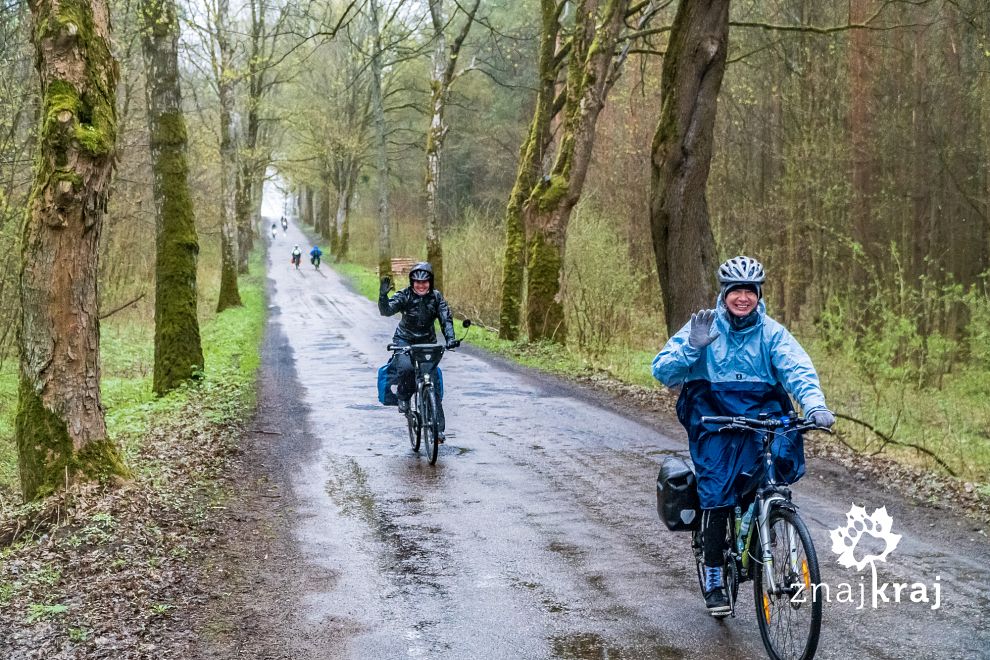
688,309,720,349
810,409,835,429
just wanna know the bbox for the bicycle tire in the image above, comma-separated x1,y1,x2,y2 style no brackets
421,386,440,465
407,392,421,452
752,507,822,660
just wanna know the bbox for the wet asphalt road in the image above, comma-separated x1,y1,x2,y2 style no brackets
263,221,989,660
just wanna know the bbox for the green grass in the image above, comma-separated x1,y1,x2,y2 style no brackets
0,251,267,500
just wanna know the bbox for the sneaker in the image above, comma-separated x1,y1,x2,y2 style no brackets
436,431,445,444
703,565,730,615
397,399,410,413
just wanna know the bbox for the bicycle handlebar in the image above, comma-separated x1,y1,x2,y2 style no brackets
701,414,828,433
387,342,445,352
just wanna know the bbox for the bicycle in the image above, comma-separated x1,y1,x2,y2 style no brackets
386,320,470,465
291,253,301,269
693,413,828,660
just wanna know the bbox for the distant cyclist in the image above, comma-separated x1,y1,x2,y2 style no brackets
291,244,301,269
379,262,456,440
310,245,322,269
270,223,278,239
652,255,835,615
280,216,288,233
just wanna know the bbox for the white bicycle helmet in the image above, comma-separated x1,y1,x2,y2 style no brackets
717,256,765,287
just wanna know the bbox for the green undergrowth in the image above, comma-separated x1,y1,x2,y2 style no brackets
0,251,266,502
332,259,659,386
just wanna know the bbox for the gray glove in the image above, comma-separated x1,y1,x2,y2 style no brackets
810,409,835,429
688,309,720,349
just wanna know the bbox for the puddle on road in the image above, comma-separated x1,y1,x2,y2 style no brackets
550,633,684,660
346,403,381,411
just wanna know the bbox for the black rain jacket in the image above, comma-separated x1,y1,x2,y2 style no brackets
379,287,455,345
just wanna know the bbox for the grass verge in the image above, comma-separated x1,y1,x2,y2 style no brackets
0,251,266,657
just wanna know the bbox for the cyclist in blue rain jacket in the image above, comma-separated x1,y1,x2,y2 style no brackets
652,256,835,615
379,262,457,440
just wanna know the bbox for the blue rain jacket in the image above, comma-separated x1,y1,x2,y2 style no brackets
652,299,827,509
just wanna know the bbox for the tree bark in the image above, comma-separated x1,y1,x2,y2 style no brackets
424,0,479,291
215,0,241,311
498,0,559,340
522,0,630,343
848,0,879,284
368,0,391,277
649,0,727,336
141,0,205,395
235,162,253,274
17,0,129,499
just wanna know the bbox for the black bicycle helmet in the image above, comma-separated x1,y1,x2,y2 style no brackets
408,262,434,288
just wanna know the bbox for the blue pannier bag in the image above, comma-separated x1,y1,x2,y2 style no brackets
377,357,443,406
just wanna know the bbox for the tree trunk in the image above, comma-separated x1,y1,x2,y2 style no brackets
498,0,559,340
424,0,478,292
141,0,205,395
369,0,391,277
425,0,448,291
235,163,252,274
215,0,241,311
334,161,357,261
320,173,333,244
649,0,727,336
17,0,129,500
848,0,879,284
522,0,630,343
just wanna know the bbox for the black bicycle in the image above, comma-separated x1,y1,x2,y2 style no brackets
695,413,828,660
387,321,470,465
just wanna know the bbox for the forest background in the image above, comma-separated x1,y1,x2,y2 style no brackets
0,0,988,508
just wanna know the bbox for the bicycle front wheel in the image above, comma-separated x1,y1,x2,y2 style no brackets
407,394,421,452
752,507,822,660
421,386,440,465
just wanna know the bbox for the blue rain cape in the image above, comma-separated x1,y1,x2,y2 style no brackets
674,379,804,509
653,298,823,508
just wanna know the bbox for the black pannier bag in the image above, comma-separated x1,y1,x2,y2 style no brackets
656,457,701,531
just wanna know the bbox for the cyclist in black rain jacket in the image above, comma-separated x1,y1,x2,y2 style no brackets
379,262,456,434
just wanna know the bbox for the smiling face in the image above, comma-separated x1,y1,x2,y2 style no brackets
724,287,758,317
412,280,430,296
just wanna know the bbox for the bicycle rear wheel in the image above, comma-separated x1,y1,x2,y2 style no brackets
752,507,822,660
421,386,440,465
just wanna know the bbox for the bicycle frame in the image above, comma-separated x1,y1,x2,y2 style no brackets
702,414,825,607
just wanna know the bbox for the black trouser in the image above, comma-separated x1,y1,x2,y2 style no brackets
394,354,445,432
702,507,733,566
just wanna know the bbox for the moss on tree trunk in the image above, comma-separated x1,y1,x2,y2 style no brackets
18,0,130,500
516,0,629,344
525,229,565,341
141,0,205,395
498,0,560,341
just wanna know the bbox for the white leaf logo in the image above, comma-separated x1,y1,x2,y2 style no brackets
829,504,901,571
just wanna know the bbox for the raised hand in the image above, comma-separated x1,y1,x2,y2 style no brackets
688,309,720,349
